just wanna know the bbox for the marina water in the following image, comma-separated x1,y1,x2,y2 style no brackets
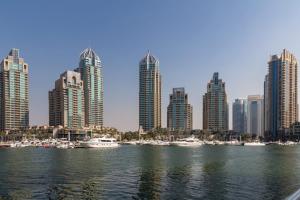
0,145,300,199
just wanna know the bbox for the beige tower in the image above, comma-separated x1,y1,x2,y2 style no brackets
49,71,85,129
0,49,29,131
264,49,298,139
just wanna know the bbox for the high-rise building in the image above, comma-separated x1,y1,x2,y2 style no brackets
139,51,161,131
232,98,247,134
167,88,193,131
49,71,85,129
264,75,270,137
247,95,264,137
203,72,228,132
75,48,103,128
0,49,29,131
264,49,298,140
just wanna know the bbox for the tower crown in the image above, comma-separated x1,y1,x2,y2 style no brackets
139,50,159,65
80,48,100,61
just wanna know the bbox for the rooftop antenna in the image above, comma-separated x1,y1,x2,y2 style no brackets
89,40,92,50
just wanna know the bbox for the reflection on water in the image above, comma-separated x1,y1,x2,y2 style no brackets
202,146,228,200
134,146,163,200
262,146,300,199
1,146,300,199
163,147,194,199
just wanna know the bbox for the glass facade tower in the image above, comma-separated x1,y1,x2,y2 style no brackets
167,88,192,131
203,72,228,132
75,48,103,128
232,98,247,134
139,51,161,132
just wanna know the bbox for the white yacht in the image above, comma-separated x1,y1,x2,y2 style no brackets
56,140,74,149
149,140,170,146
170,136,203,147
244,141,266,146
225,140,243,146
80,137,119,148
277,141,297,146
121,141,138,145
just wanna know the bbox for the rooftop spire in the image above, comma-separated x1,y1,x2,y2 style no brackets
140,50,159,65
80,48,100,62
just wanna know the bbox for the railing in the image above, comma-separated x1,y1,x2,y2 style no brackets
286,188,300,200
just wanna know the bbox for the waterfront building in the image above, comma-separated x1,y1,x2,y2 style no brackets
232,98,247,134
264,49,298,140
247,95,264,137
139,51,161,131
203,72,228,132
167,87,193,131
49,71,85,129
264,75,270,137
75,48,103,128
0,49,29,131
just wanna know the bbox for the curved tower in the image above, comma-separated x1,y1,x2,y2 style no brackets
76,48,103,128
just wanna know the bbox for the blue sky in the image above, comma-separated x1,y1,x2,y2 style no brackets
1,0,300,131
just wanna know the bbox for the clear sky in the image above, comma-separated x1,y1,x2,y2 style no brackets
1,0,300,131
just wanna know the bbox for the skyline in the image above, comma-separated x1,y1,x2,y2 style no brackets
2,0,300,131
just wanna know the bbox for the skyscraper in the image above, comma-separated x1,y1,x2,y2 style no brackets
139,51,161,132
247,95,264,137
264,49,298,140
232,98,247,134
49,71,85,129
167,88,193,131
264,75,270,137
75,48,103,128
0,49,29,131
203,72,228,132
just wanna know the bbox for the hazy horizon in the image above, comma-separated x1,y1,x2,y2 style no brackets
1,0,300,131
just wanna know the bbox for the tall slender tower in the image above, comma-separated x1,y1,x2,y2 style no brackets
203,72,228,132
232,98,247,134
264,75,270,137
247,95,264,137
76,48,103,128
49,71,85,129
167,88,193,131
139,51,161,132
0,49,29,131
264,49,298,140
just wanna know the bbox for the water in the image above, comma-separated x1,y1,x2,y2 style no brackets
1,145,300,199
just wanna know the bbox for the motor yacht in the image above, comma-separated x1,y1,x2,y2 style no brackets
170,136,203,147
80,137,119,148
224,140,243,146
244,141,266,146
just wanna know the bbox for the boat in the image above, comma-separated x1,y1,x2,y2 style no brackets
170,136,204,147
121,141,138,145
149,140,170,146
10,141,22,148
244,141,266,146
80,137,119,148
214,140,225,145
224,140,244,146
56,140,74,149
277,141,297,146
204,140,215,145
